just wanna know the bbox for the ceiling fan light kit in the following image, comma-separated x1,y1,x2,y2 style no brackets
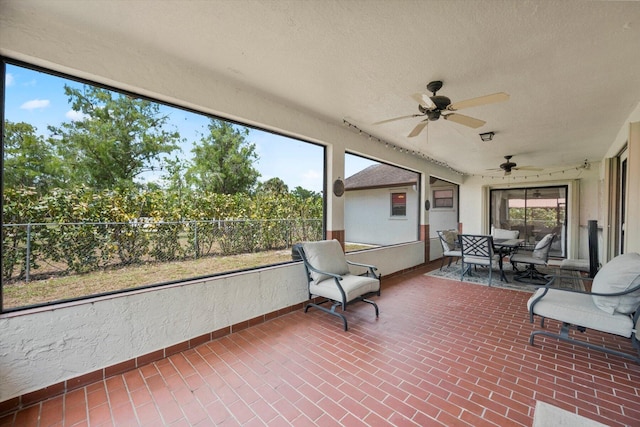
375,80,509,138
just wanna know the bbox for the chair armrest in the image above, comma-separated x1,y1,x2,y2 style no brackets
528,278,640,322
346,260,380,279
303,263,344,281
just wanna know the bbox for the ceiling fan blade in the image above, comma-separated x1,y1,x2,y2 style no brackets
408,119,428,138
447,92,510,111
514,166,543,171
442,113,486,129
373,114,424,125
411,93,436,110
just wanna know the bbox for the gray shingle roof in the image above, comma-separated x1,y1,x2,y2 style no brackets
344,164,418,190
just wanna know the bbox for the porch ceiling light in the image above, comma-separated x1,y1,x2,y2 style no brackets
479,131,495,142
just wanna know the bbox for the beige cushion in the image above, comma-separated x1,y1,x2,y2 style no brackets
302,240,350,285
309,274,380,302
440,230,458,252
532,234,554,259
528,288,634,337
591,252,640,314
491,226,519,239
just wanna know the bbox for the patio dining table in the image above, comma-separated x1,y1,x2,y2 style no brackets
493,238,525,282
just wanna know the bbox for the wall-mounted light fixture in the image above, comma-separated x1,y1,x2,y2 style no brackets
479,131,495,142
333,178,345,197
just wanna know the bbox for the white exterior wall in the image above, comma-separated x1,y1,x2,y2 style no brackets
344,186,419,245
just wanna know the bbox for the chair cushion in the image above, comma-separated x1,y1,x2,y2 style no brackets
463,254,500,267
441,230,458,252
591,252,640,314
302,240,350,285
532,234,554,259
309,274,380,302
528,288,634,337
492,227,519,239
510,252,546,266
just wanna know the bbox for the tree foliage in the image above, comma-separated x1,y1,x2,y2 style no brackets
3,120,62,192
186,119,260,194
47,85,180,189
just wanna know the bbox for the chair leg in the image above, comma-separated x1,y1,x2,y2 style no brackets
514,264,547,284
305,300,349,331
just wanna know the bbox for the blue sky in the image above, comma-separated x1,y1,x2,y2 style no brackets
4,63,375,193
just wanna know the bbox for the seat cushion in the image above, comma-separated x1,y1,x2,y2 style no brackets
528,288,634,337
591,252,640,314
302,240,350,286
463,254,500,267
510,252,546,265
309,274,380,302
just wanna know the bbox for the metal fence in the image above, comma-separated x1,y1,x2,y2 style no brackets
2,218,323,283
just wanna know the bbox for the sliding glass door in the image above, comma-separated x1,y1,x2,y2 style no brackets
490,186,567,258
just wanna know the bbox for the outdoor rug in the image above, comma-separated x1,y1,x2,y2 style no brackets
426,262,586,293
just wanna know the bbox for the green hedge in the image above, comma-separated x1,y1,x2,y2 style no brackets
2,187,323,281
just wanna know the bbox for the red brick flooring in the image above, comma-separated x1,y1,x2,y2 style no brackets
1,265,639,426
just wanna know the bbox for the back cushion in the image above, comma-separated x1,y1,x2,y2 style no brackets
491,227,519,239
441,230,458,251
303,240,350,285
533,234,554,259
591,252,640,314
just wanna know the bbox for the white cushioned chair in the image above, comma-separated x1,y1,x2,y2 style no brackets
295,240,380,331
436,229,462,270
528,252,640,363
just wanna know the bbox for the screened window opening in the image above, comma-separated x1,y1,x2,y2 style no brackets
2,60,325,312
489,186,567,258
343,154,420,250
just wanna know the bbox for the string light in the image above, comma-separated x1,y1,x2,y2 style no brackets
342,119,590,180
471,160,591,181
342,119,464,175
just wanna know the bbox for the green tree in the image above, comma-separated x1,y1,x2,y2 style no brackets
186,119,260,194
47,85,180,189
259,177,289,195
291,186,319,200
3,120,62,192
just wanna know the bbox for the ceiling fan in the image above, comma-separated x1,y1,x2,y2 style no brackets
374,81,509,138
491,155,542,176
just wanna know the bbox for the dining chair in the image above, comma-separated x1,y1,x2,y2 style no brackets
436,229,462,270
510,233,556,283
458,234,501,286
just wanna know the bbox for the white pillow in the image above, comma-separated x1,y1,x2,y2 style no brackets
591,252,640,314
532,234,554,259
302,240,350,285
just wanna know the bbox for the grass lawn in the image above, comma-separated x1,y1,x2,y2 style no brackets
3,243,376,310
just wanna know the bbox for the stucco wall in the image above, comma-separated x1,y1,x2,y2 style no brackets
0,242,423,402
344,187,419,245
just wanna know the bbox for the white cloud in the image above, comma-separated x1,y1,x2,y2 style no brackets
20,99,50,111
66,110,89,121
5,73,15,87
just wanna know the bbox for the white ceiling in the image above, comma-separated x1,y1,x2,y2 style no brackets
5,0,640,175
